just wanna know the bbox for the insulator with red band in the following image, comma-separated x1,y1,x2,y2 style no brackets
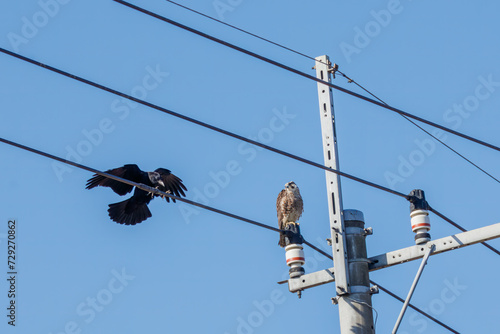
285,244,305,278
408,189,431,245
410,209,431,244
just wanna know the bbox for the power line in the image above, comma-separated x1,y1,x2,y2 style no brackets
160,0,500,264
0,47,407,200
0,137,283,233
128,1,500,256
3,0,498,285
2,48,498,260
164,0,500,187
164,0,326,66
373,281,460,333
336,70,500,185
429,206,500,256
1,135,459,332
0,136,352,261
0,6,489,331
2,40,498,262
114,0,500,155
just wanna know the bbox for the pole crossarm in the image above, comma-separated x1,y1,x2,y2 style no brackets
286,222,500,292
370,222,500,272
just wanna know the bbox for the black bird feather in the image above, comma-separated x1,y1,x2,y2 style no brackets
86,164,187,225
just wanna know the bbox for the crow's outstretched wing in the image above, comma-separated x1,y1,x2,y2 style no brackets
86,164,145,196
155,168,187,202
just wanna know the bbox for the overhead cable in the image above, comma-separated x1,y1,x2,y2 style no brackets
164,0,327,66
336,70,500,184
1,136,458,332
373,281,459,333
0,47,407,200
429,206,500,256
163,0,500,185
0,137,282,232
157,0,500,258
1,47,497,258
114,0,500,155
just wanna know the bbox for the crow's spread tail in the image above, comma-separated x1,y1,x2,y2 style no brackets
108,198,152,225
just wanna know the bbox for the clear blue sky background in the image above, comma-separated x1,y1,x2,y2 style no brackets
1,1,500,333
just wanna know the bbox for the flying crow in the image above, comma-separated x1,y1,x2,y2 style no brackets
86,164,187,225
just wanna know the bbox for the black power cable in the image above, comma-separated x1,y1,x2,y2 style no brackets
114,0,500,155
163,0,499,185
0,134,461,333
1,46,498,259
429,206,500,256
336,70,500,185
0,47,407,200
0,137,283,233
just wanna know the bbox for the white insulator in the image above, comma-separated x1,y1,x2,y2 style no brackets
285,244,305,266
410,209,431,245
410,209,431,233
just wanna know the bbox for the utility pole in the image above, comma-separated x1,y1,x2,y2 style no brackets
315,55,375,333
337,210,375,333
280,54,500,334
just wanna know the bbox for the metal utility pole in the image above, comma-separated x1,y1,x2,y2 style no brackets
337,210,375,333
280,54,500,334
315,56,375,333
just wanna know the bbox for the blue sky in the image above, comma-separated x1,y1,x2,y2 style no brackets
1,0,500,333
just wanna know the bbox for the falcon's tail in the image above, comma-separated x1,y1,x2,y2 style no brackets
278,233,287,248
107,198,152,225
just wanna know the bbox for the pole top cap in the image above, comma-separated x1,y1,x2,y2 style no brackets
343,209,364,223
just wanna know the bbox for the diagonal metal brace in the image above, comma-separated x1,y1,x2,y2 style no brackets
392,243,435,334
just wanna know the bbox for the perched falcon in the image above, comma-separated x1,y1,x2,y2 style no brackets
276,181,304,247
86,164,187,225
